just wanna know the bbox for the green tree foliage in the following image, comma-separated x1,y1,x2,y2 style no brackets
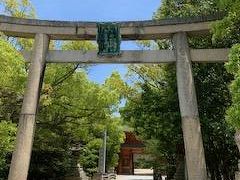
29,60,125,177
154,0,219,19
0,38,125,178
212,0,240,46
0,38,26,178
212,0,240,131
0,0,35,18
0,0,35,50
0,38,26,90
122,65,182,178
0,2,125,178
0,121,16,179
225,44,240,129
193,63,238,179
0,1,34,178
122,0,239,179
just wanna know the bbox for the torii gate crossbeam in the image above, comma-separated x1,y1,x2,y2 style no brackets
0,14,222,40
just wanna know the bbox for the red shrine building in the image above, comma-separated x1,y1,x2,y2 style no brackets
117,132,145,175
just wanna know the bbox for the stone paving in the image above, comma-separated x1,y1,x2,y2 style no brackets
116,175,153,180
116,169,167,180
116,175,168,180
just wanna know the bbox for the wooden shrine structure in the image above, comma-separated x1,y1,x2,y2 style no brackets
0,14,232,180
117,132,144,175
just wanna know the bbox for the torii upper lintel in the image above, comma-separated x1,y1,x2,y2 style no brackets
0,14,223,40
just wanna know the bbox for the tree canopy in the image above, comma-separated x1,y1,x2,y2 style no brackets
121,0,240,179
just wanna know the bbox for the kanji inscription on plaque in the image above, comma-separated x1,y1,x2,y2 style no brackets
97,23,121,56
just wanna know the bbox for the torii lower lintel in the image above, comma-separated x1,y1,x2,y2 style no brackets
22,48,229,64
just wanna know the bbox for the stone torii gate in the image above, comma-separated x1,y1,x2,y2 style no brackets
0,15,230,180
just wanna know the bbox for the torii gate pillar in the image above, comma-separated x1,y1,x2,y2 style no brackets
8,34,49,180
173,32,207,180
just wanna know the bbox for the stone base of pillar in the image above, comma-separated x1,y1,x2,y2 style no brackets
235,172,240,180
92,173,102,180
235,160,240,180
235,161,240,180
92,173,115,180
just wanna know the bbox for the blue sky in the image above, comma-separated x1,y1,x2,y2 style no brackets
31,0,161,83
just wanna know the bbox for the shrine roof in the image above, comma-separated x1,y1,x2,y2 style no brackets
121,132,145,148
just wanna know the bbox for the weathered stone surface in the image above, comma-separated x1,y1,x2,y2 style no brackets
236,172,240,180
8,34,49,180
21,49,229,64
235,130,240,152
0,14,223,40
173,32,207,180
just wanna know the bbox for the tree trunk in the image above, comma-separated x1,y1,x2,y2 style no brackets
153,168,162,180
174,156,185,180
235,130,240,180
174,144,185,180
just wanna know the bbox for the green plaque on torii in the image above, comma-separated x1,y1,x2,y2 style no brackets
97,23,121,56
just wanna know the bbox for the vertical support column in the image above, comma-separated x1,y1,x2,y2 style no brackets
98,130,107,177
173,32,207,180
103,130,107,174
8,34,49,180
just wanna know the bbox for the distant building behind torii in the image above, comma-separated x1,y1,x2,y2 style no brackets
117,132,145,175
